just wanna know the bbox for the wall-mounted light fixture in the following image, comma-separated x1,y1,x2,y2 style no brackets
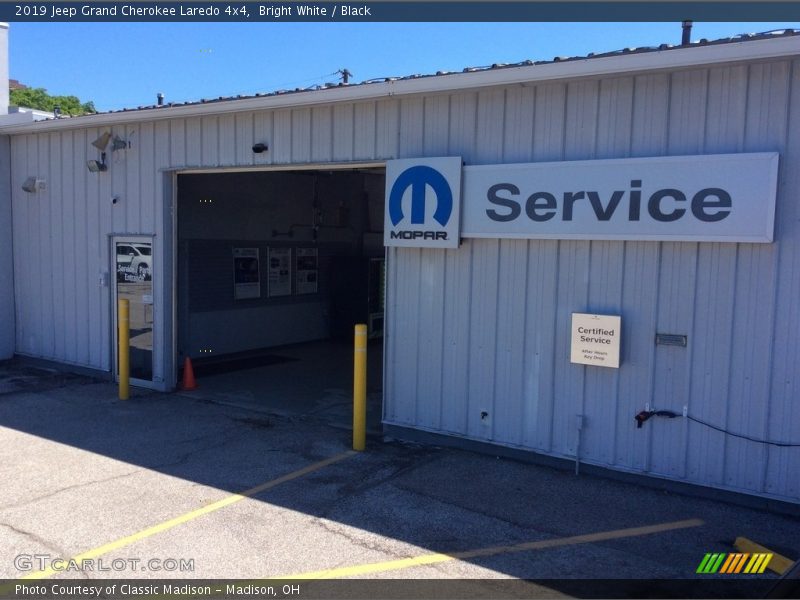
91,131,112,151
22,177,45,193
87,153,108,172
111,135,129,152
252,142,268,154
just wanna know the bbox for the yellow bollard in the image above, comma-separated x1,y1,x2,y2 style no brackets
118,299,130,400
353,323,367,451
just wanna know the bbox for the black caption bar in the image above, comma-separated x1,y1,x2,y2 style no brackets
0,578,787,600
4,2,800,22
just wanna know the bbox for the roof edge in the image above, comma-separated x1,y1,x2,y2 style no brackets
2,34,799,135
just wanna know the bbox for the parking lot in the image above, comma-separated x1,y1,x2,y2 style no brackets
0,362,798,598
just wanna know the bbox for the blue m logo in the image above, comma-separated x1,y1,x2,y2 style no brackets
389,165,453,227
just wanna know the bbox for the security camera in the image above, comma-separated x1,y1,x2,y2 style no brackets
252,143,268,154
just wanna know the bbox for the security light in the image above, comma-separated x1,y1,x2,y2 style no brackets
22,177,38,193
111,135,129,151
91,131,112,151
87,153,108,172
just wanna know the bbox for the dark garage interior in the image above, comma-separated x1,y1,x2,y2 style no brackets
176,167,385,428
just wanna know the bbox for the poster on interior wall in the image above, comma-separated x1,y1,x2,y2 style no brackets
232,248,260,300
296,248,319,295
268,247,292,297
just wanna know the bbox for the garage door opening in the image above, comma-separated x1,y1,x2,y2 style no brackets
176,166,385,430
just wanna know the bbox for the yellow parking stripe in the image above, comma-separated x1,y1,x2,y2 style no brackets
19,450,355,580
735,537,793,575
270,518,704,580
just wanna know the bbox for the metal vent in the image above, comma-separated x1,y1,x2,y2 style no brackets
655,333,688,347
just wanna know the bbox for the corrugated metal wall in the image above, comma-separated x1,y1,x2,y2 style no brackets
8,99,396,383
384,59,800,503
8,55,800,500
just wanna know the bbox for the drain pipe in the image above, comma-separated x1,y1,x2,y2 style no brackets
575,414,585,475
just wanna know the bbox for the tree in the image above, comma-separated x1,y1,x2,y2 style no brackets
9,87,96,116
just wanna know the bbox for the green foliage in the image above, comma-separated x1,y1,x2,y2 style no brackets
9,87,96,116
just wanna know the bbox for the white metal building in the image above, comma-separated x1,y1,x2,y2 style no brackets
2,28,799,505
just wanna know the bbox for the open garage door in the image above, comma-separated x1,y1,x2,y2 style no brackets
175,166,385,429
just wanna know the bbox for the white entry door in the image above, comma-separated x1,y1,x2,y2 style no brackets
112,235,157,388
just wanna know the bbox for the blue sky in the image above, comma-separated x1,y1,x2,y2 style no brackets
9,21,800,111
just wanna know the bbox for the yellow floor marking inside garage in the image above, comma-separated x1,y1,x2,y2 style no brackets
17,450,355,580
270,518,705,579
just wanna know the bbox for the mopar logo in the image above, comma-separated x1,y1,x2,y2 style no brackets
389,165,453,227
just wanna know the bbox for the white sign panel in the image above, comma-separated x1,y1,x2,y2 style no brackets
268,247,291,297
570,313,621,369
232,248,260,300
461,153,777,242
384,157,462,248
296,248,318,295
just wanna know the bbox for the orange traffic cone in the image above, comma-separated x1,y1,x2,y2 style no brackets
181,357,198,390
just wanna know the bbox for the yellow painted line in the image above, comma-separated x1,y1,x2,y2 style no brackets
269,518,705,580
735,536,795,575
18,450,355,581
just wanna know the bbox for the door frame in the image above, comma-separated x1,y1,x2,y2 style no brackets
111,234,158,390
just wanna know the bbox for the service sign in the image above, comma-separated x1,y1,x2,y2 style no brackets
461,153,778,243
384,157,462,248
571,313,621,369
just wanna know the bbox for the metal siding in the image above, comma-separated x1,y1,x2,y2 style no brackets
502,87,535,163
583,239,624,466
201,116,219,166
386,247,421,425
439,243,473,434
333,104,354,161
533,84,566,161
354,102,377,160
311,106,332,163
185,117,202,166
153,120,170,383
234,113,253,166
615,241,659,472
254,111,273,165
39,133,54,359
551,240,589,458
49,133,66,362
60,131,77,364
448,93,477,162
291,108,312,163
10,135,28,354
272,109,291,163
763,60,800,499
416,249,446,430
521,240,559,452
123,125,138,233
647,69,709,480
8,55,800,502
375,99,399,158
476,89,505,164
139,122,156,233
383,60,800,503
423,95,449,156
399,97,424,158
493,239,528,446
466,239,500,440
170,119,186,167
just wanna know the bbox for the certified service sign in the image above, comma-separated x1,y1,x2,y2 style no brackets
570,313,622,369
384,157,462,248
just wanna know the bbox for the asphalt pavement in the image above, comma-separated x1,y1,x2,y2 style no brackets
0,361,798,599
